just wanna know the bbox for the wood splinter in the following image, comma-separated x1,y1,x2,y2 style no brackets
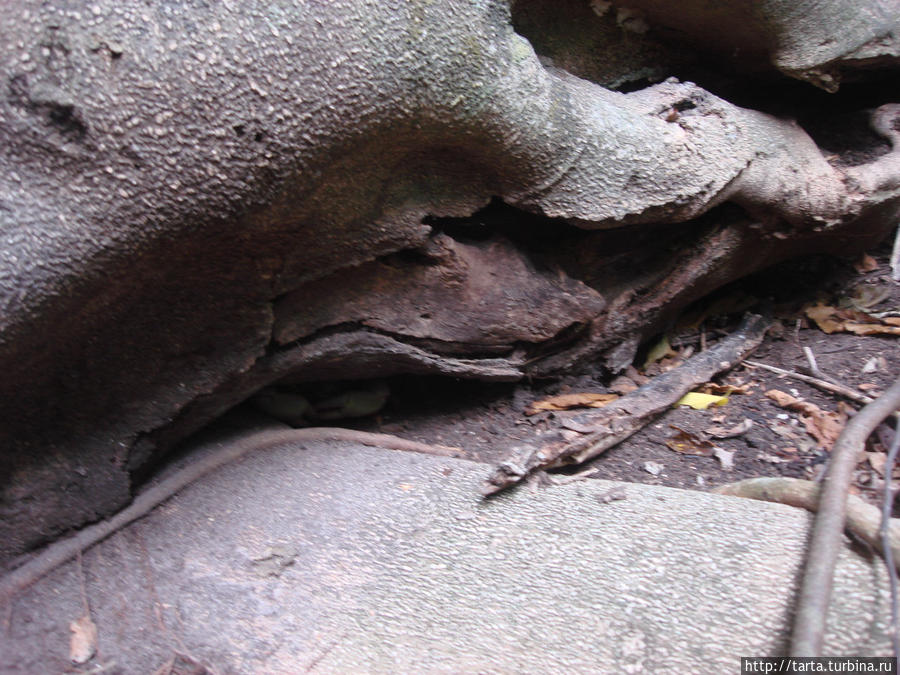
482,312,772,496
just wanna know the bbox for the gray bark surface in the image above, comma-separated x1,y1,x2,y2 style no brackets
2,437,892,671
1,0,898,562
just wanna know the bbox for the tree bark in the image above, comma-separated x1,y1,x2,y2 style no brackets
0,0,898,564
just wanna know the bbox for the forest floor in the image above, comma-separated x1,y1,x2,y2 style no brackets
353,235,900,507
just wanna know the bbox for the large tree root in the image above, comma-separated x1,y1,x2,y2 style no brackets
0,428,462,606
482,312,771,495
715,477,900,570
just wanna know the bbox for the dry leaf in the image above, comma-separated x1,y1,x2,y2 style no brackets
804,302,900,336
853,253,878,273
768,420,816,452
804,303,844,333
868,452,887,477
525,392,619,415
665,426,715,456
765,389,800,408
843,322,900,336
765,389,846,451
705,418,753,439
69,614,98,665
609,376,638,395
801,414,845,450
643,335,676,369
697,382,750,396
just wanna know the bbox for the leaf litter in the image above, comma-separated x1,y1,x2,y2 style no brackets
764,389,847,451
805,302,900,336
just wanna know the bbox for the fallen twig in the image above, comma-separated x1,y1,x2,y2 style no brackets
803,346,819,374
788,376,900,657
0,427,463,606
744,359,881,409
714,477,900,571
801,346,845,388
482,313,771,496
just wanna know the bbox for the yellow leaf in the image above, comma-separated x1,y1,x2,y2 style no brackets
643,335,676,370
525,392,619,415
674,392,729,410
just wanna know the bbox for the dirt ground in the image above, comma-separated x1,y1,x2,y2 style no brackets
347,235,900,506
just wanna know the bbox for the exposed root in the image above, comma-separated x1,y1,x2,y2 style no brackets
482,312,771,495
0,428,463,606
780,376,900,656
715,477,900,571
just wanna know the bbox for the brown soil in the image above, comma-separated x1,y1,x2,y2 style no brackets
352,236,899,504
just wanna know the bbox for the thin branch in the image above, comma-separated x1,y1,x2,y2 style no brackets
890,224,900,281
482,313,771,495
800,346,848,389
744,359,880,408
882,422,900,656
803,346,819,373
790,375,900,657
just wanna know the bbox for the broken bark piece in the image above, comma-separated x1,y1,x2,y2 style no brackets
715,477,900,573
596,485,628,504
482,313,771,495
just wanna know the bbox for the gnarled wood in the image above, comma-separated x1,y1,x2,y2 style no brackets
0,0,898,563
